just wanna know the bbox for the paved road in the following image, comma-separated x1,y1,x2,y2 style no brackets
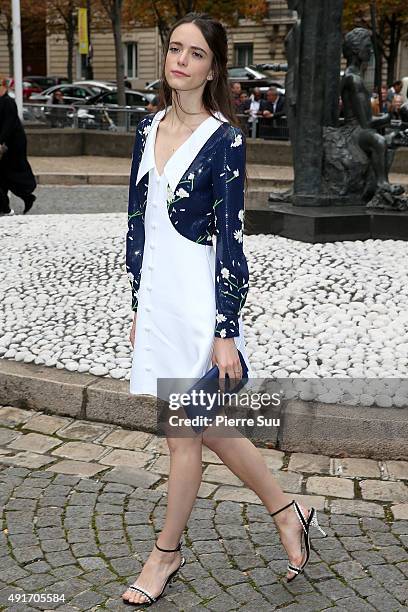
0,406,407,611
9,186,128,216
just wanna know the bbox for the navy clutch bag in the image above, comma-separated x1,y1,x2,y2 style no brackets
183,349,249,433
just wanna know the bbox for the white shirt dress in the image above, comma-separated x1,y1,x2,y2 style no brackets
129,108,252,399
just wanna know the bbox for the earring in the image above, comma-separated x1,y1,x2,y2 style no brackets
207,75,213,80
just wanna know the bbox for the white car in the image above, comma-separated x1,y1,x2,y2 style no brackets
72,80,117,92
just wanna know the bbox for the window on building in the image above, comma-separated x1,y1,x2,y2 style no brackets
123,42,138,79
268,0,294,19
234,43,253,67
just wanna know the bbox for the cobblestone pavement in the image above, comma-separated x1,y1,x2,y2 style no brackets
0,406,407,611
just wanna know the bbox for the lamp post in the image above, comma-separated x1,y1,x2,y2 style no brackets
11,0,23,118
86,0,93,79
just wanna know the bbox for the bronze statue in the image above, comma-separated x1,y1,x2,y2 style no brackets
340,28,407,210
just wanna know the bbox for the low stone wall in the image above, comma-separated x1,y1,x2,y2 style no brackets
28,129,85,157
1,359,407,460
26,128,408,173
26,128,292,164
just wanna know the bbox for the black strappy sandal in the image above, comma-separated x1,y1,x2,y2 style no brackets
123,540,186,607
271,499,327,582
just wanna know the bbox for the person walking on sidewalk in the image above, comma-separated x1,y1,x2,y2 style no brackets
123,12,326,608
0,76,36,216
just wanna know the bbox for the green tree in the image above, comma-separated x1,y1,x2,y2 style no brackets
98,0,126,107
47,0,79,82
343,0,408,83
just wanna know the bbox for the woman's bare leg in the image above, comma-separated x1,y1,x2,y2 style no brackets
122,435,203,604
202,424,309,580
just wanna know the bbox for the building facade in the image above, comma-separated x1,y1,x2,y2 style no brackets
397,35,408,79
44,2,295,89
1,2,407,89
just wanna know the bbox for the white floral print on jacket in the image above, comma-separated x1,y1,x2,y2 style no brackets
126,109,249,338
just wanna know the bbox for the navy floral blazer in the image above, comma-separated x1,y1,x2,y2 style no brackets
126,111,249,339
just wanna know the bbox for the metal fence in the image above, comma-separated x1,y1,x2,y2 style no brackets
24,102,404,144
24,103,147,132
239,115,290,140
24,103,291,140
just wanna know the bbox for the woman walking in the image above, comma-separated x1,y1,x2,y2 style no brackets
123,13,325,607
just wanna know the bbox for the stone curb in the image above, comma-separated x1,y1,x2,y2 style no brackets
1,359,407,460
33,172,293,189
34,173,130,186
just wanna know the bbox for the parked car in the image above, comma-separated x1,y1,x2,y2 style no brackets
144,66,285,95
72,80,117,93
5,77,43,100
77,88,155,129
83,89,155,107
30,83,106,105
228,66,285,94
24,75,70,90
144,78,161,92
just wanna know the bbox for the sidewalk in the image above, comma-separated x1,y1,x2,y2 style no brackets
29,157,408,192
0,405,407,611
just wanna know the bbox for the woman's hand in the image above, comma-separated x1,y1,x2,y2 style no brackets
212,337,242,392
129,313,137,348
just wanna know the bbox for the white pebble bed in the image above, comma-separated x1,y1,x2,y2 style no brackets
1,214,407,407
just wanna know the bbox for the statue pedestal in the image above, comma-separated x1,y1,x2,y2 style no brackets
292,194,364,207
245,201,408,243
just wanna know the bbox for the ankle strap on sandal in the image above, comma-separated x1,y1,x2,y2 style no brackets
155,540,182,553
270,500,295,518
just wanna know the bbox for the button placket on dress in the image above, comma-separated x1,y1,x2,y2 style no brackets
142,170,160,372
142,165,167,374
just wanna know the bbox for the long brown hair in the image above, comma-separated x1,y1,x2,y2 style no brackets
156,12,248,193
157,12,240,128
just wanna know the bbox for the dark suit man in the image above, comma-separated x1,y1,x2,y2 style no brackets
260,87,286,119
0,77,36,215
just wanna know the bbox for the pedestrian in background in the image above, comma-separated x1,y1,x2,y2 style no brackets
46,88,66,128
237,90,250,113
48,89,65,106
236,90,251,134
380,85,389,113
390,93,404,119
246,87,263,136
0,76,36,216
260,86,286,119
146,94,159,113
371,90,380,116
230,81,242,110
387,80,403,107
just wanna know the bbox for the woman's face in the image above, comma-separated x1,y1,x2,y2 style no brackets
165,23,214,92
